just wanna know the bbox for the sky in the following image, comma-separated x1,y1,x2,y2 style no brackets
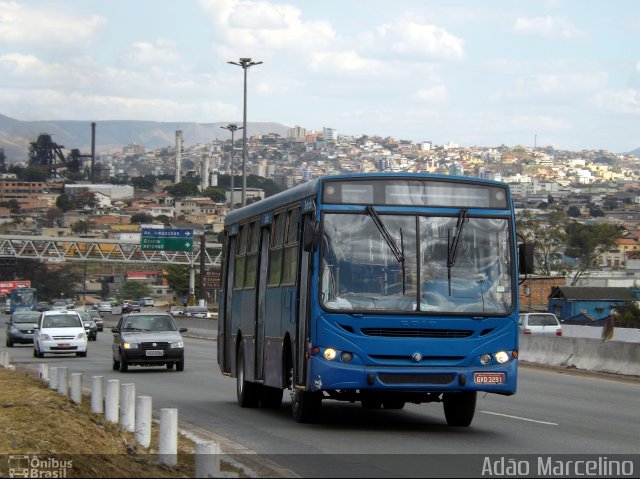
0,0,639,153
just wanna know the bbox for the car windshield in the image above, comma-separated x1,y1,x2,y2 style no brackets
321,213,513,314
527,314,559,326
12,312,40,323
42,314,81,328
122,315,176,332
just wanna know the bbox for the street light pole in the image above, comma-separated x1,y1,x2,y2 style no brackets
220,124,243,211
227,58,262,207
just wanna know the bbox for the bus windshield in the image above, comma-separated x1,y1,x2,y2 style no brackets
321,212,512,314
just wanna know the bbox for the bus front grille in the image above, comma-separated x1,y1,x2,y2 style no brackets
378,373,455,385
360,328,473,338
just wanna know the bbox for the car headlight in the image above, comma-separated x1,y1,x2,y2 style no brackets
123,342,138,349
40,333,52,341
76,332,86,340
171,341,184,349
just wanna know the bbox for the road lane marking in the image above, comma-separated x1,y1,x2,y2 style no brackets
480,410,558,426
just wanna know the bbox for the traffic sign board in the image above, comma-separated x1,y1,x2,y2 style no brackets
141,228,193,238
140,237,193,252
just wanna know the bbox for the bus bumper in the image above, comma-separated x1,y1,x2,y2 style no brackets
307,355,517,395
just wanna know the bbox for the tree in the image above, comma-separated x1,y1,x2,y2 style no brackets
0,259,80,301
56,193,73,212
516,209,567,275
203,186,227,203
164,181,198,198
130,213,154,224
71,220,93,236
564,221,620,286
118,280,153,301
567,205,582,218
611,302,640,328
131,175,156,191
162,265,200,299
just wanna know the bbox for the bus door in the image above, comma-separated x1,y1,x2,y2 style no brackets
222,232,237,374
255,224,271,381
295,214,315,386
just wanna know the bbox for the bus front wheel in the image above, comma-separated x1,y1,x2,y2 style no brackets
236,342,260,408
291,388,322,423
443,391,477,427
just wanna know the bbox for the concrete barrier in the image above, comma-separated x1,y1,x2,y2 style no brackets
519,335,640,376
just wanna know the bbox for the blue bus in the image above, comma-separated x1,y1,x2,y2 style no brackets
9,287,38,313
218,173,530,426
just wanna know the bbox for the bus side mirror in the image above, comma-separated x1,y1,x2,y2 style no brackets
303,220,320,252
518,243,534,275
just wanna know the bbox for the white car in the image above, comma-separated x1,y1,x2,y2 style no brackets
518,313,563,337
184,306,212,318
97,302,112,315
33,310,88,357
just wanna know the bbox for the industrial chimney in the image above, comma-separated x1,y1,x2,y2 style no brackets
90,122,96,182
201,156,210,190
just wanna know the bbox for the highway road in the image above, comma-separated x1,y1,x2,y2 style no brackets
1,311,639,477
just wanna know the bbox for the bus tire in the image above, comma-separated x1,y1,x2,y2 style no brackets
291,388,322,423
236,342,260,408
361,393,383,409
383,399,405,410
259,386,283,409
443,391,477,427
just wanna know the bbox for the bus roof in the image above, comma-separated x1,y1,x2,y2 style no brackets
224,172,509,226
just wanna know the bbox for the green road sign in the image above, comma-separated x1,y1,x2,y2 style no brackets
140,236,193,252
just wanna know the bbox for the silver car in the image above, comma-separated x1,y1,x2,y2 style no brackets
518,313,563,336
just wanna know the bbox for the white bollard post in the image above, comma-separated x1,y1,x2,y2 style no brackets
70,373,82,404
135,396,152,448
195,442,221,478
39,364,49,383
159,408,178,466
91,376,103,414
57,367,68,397
48,367,58,390
105,379,120,423
0,351,8,368
120,383,135,432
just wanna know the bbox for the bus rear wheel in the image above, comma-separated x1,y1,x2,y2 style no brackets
236,343,260,408
443,391,477,427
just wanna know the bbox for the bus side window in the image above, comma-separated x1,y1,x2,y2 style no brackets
244,221,259,289
234,224,248,289
268,212,285,286
282,208,300,285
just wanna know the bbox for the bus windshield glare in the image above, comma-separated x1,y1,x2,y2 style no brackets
321,212,512,314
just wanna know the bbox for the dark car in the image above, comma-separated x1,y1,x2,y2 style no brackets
88,310,104,332
111,313,187,372
78,310,98,341
6,310,41,346
36,301,50,312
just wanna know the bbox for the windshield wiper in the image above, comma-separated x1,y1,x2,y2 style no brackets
365,206,406,295
447,209,469,296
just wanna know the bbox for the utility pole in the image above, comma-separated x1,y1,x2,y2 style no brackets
220,124,242,211
227,58,262,207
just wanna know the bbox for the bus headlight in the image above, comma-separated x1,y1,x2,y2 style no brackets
480,354,492,365
341,352,353,363
323,348,337,361
494,351,510,364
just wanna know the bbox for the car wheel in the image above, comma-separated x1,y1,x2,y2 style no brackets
76,351,87,357
6,337,13,347
119,354,128,372
176,357,185,372
166,363,174,370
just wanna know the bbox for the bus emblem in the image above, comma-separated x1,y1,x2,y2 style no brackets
412,352,422,363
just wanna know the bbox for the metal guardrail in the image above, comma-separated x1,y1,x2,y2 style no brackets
0,235,221,266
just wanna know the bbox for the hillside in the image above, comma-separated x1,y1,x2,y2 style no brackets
0,113,290,163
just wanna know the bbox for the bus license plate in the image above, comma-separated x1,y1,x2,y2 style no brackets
474,373,505,384
146,350,164,357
